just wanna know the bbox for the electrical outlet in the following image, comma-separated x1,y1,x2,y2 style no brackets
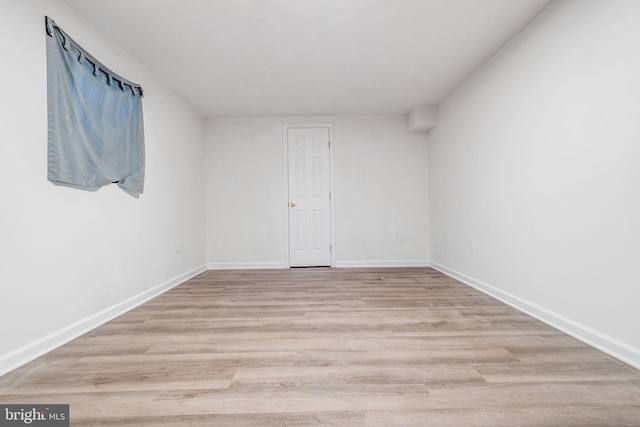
175,240,182,253
469,237,476,251
260,233,268,244
398,232,406,241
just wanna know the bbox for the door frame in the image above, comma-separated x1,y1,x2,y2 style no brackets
283,123,336,267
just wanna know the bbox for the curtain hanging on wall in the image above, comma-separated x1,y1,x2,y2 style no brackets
45,16,145,196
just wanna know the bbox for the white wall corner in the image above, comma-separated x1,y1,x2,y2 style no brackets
407,106,437,134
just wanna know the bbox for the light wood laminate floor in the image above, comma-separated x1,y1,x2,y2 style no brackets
1,268,639,426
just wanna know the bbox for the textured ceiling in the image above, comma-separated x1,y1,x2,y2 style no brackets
64,0,552,117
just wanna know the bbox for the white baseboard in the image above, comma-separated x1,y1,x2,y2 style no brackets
207,261,288,270
430,261,640,370
0,264,207,378
208,260,430,270
336,259,430,268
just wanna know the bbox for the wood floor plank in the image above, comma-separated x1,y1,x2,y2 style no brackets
366,407,640,427
76,412,368,427
1,267,639,426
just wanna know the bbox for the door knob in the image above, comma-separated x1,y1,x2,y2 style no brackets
289,201,296,207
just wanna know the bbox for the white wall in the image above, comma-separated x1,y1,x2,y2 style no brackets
429,0,640,367
205,116,429,268
0,0,207,374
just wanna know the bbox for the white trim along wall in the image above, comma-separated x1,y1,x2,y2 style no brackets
205,115,430,269
427,0,640,369
1,1,207,375
0,267,205,377
431,263,640,370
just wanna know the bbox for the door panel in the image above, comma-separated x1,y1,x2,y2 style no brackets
288,127,331,267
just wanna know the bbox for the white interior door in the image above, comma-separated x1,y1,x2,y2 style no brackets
287,127,332,267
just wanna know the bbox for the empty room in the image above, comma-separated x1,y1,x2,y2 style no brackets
1,0,640,425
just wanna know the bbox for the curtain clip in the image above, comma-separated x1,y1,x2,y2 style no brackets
45,16,53,37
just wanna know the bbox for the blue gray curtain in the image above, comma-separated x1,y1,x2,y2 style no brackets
46,16,145,196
